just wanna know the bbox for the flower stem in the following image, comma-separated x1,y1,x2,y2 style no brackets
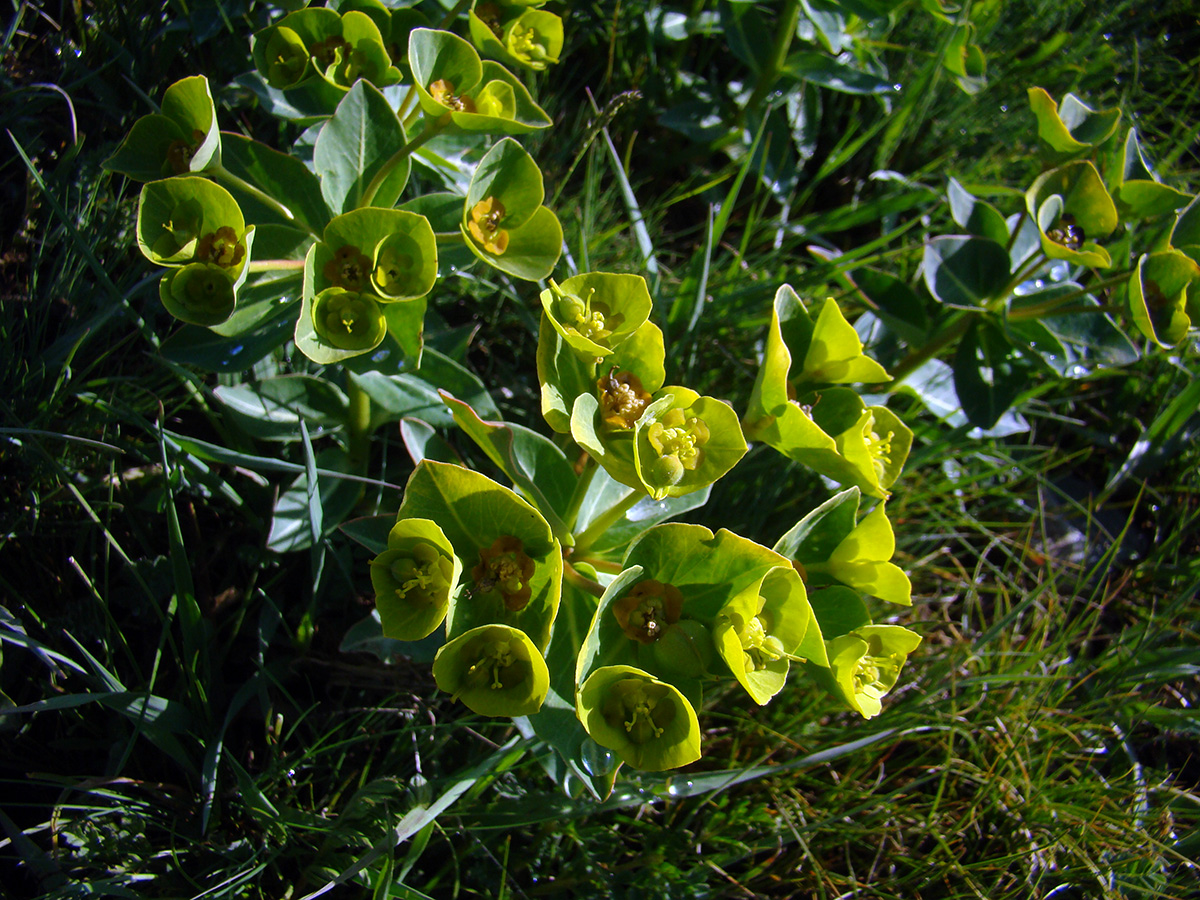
571,488,643,557
345,376,372,474
246,259,306,273
562,456,599,534
740,0,802,122
563,561,605,599
212,165,320,240
359,114,450,209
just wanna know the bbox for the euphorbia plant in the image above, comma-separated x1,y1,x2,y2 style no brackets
105,2,925,792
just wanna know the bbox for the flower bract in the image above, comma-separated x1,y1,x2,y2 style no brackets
433,623,549,717
578,665,701,771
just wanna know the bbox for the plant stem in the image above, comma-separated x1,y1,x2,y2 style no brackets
563,561,605,598
438,0,473,29
345,376,372,474
562,457,599,533
246,259,306,273
740,0,802,122
359,114,450,209
571,488,642,557
212,165,320,240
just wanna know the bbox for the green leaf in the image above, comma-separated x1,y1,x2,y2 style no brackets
104,113,190,182
821,625,921,718
1170,193,1200,248
1128,250,1199,348
807,585,872,639
846,268,928,340
1006,288,1138,378
1027,87,1120,161
720,1,772,74
349,347,496,428
440,391,576,529
952,319,1034,429
395,461,561,649
922,236,1011,307
214,375,349,442
267,448,363,553
314,80,410,215
782,52,894,95
220,132,332,233
947,178,1009,245
464,137,545,230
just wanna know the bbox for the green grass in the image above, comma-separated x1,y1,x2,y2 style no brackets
3,0,1200,897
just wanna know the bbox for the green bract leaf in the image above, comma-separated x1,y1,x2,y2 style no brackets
137,177,246,267
409,28,552,134
105,75,221,181
314,80,411,215
777,489,911,607
369,518,461,641
633,389,747,501
1027,87,1120,161
823,625,921,719
1027,161,1119,268
469,5,563,71
395,461,562,649
1128,251,1199,348
541,273,654,359
748,382,913,500
460,138,562,280
158,226,254,327
801,297,892,385
312,208,438,302
433,623,549,717
1116,131,1191,218
578,665,701,771
714,566,814,704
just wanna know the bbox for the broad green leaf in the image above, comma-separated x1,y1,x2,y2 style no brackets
440,391,576,528
782,52,894,95
395,461,561,649
464,137,545,230
799,298,892,385
349,347,496,428
215,375,349,441
1170,193,1200,248
571,392,641,491
1006,288,1138,377
807,585,871,639
719,0,772,74
220,132,332,233
952,319,1034,429
922,236,1010,307
314,81,410,215
104,114,190,182
266,448,362,553
1128,250,1199,348
943,24,986,94
574,467,712,556
847,268,928,341
160,312,295,373
947,178,1009,245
